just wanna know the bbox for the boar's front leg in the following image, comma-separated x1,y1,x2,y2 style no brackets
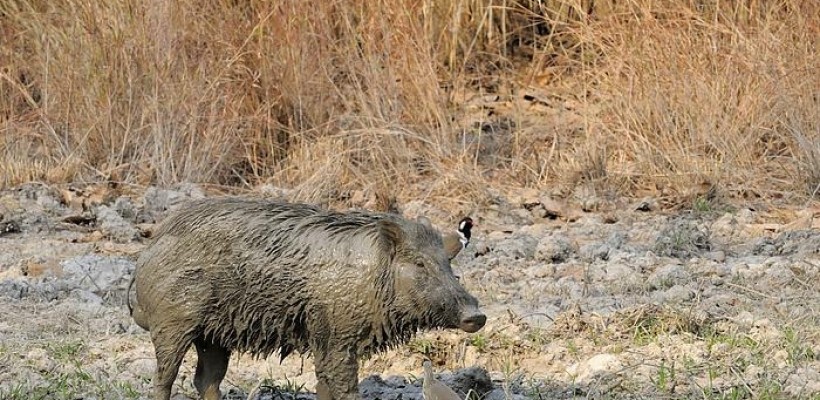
313,344,360,400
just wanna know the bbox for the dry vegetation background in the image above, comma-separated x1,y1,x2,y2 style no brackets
1,0,818,209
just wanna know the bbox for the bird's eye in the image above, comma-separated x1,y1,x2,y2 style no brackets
415,261,425,268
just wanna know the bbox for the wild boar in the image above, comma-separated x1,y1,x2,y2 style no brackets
128,197,485,400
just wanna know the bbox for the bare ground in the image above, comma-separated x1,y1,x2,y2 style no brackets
0,183,818,399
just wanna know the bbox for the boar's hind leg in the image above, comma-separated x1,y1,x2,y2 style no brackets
193,338,231,400
151,329,193,400
313,346,360,400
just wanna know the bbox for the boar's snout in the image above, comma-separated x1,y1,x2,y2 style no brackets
459,309,486,333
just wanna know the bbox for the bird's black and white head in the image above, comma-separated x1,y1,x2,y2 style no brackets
457,217,473,249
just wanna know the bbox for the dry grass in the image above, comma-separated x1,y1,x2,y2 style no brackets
1,0,817,208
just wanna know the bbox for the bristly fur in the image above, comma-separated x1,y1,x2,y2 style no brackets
132,197,483,398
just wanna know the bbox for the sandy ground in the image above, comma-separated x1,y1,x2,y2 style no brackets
0,183,818,399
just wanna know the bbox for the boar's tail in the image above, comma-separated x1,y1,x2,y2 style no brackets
126,276,135,316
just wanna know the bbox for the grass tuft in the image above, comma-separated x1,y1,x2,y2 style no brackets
1,0,817,208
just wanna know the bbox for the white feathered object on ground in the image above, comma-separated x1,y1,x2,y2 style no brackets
422,360,463,400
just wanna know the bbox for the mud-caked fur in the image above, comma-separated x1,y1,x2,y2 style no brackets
130,197,485,400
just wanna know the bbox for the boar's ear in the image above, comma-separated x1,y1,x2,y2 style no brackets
416,216,433,228
375,219,404,256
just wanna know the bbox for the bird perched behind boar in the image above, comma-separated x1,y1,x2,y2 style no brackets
128,197,486,400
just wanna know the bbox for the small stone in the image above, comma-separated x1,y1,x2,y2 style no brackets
784,367,820,396
704,250,726,263
495,235,538,260
484,389,529,400
539,197,566,219
634,197,656,212
604,263,635,282
580,243,609,261
60,255,136,296
566,353,622,384
535,235,575,263
663,285,694,303
95,205,139,243
113,196,137,221
72,289,104,305
129,358,157,379
648,264,690,289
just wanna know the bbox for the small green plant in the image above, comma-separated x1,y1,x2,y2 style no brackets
408,337,435,355
693,196,712,213
113,381,142,398
525,327,549,346
651,359,674,393
257,376,307,394
782,326,816,365
757,380,783,399
632,316,663,345
45,341,85,362
468,333,488,353
566,339,580,357
0,370,142,400
705,332,758,353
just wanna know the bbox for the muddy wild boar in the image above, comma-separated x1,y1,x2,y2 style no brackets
127,197,485,400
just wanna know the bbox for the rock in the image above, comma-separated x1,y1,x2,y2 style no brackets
129,358,157,380
527,264,555,278
648,264,691,289
566,353,622,385
752,229,820,257
71,289,104,305
535,235,575,263
539,197,566,219
784,367,820,397
711,212,740,239
17,183,64,213
606,231,627,249
774,230,820,256
704,250,726,263
701,293,740,316
256,184,293,200
484,389,529,400
510,188,540,208
60,255,135,298
0,278,61,301
26,347,55,372
138,183,205,224
662,284,694,303
95,205,139,243
603,263,635,282
442,365,494,397
751,237,778,256
634,197,656,212
359,374,419,400
0,278,30,299
113,196,138,221
494,234,538,260
580,243,609,261
0,219,21,236
763,264,794,286
653,219,711,258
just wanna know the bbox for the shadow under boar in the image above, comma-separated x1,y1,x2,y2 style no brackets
128,197,485,400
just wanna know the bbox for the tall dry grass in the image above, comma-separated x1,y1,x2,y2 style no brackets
1,0,817,210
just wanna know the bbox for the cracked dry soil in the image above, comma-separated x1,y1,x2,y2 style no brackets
0,183,818,399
